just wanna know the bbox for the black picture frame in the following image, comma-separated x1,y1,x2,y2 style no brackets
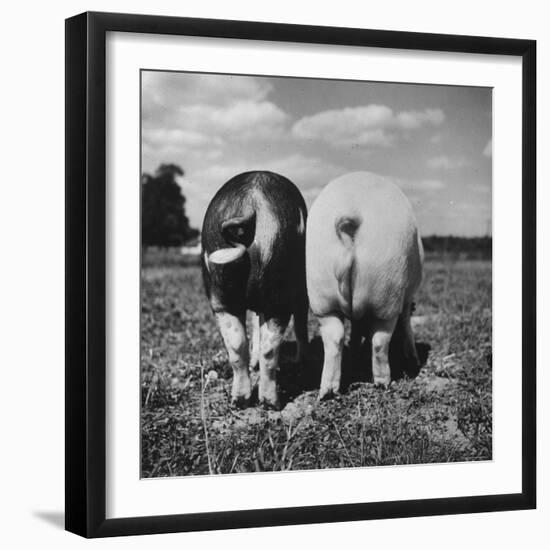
65,11,536,538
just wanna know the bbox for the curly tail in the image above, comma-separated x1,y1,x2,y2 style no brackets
334,216,360,316
207,211,256,265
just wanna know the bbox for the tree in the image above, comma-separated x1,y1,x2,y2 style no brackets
141,163,199,247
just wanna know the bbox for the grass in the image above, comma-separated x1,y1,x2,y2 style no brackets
141,252,492,477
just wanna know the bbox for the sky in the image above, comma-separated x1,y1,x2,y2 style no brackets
142,70,492,236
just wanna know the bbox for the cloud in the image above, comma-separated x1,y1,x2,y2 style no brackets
142,71,272,112
144,128,222,148
415,179,446,191
483,139,492,157
261,154,346,188
340,172,446,195
142,128,224,167
177,100,289,141
427,155,468,170
180,158,449,232
397,178,446,192
292,105,445,148
191,154,346,197
142,142,223,168
142,72,290,155
396,109,445,129
182,154,348,228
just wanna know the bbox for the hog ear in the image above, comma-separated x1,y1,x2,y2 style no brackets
220,211,256,248
208,245,246,265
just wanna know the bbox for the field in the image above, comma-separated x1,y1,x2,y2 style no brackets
141,251,492,477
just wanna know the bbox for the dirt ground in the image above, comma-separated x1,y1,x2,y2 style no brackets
141,255,492,476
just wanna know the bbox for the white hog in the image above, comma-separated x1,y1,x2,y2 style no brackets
306,172,423,399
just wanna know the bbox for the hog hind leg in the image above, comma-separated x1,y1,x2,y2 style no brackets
370,316,398,388
249,311,260,370
399,299,421,378
318,315,345,400
215,311,251,408
258,313,290,409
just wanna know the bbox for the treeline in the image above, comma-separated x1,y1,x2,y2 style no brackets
421,235,492,260
142,163,199,247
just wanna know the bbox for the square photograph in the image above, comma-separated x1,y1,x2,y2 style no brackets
140,70,492,477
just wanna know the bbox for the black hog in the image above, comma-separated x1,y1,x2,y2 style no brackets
201,171,308,409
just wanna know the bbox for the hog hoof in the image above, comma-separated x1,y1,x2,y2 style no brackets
230,395,251,409
373,377,391,389
258,381,279,410
259,397,280,411
318,388,340,402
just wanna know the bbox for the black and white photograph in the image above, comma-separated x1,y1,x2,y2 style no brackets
140,70,492,477
140,70,493,478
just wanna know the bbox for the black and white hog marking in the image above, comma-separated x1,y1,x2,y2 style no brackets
201,171,308,409
306,172,423,400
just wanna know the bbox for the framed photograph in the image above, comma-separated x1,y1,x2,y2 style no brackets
65,11,536,538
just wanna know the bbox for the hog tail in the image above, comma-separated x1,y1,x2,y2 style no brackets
207,211,256,265
334,216,360,317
